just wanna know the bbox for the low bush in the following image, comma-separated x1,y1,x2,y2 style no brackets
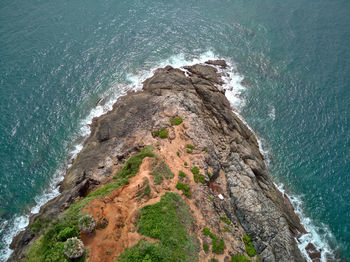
220,216,231,225
78,214,96,234
209,259,218,262
202,228,225,254
186,149,193,154
191,166,199,175
153,128,168,139
178,170,186,177
63,237,85,259
199,174,206,184
243,235,256,257
186,144,195,149
184,161,188,166
176,182,191,197
170,117,183,126
203,243,209,253
231,254,251,262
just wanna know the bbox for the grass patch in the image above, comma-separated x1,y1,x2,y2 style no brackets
29,218,51,234
243,235,256,257
203,148,208,152
151,160,174,185
170,117,183,126
224,226,230,232
202,228,225,254
113,146,155,180
123,192,199,262
25,147,155,262
186,149,193,154
231,254,251,262
220,216,231,225
209,259,218,262
184,161,188,166
186,144,195,149
176,182,191,197
179,170,186,177
208,196,214,202
153,128,168,139
176,151,180,157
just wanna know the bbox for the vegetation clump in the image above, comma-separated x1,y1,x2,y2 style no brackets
243,235,256,257
152,160,174,184
231,254,251,262
220,216,231,225
199,174,206,184
203,243,209,253
63,237,85,259
29,218,51,234
170,117,183,126
114,146,155,180
153,128,168,139
186,149,193,154
184,161,188,166
25,147,155,262
179,170,186,177
191,166,199,175
78,214,95,234
209,259,218,262
118,192,198,261
176,151,180,157
202,228,225,254
176,182,191,197
203,148,208,152
186,144,195,149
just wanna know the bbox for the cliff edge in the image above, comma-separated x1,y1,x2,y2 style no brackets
9,61,307,262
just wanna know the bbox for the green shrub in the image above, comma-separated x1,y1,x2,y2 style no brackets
186,149,193,154
231,254,251,262
243,235,256,257
176,151,180,157
57,226,79,242
203,243,209,253
199,174,206,184
78,214,96,233
191,166,199,175
207,171,212,177
220,216,231,225
29,218,51,234
176,182,191,197
135,192,199,261
184,161,188,166
154,128,168,139
170,117,183,126
193,173,199,183
63,237,84,259
179,171,186,177
208,196,214,202
202,228,225,254
212,237,225,254
203,148,208,152
186,144,195,149
209,259,218,262
224,226,230,232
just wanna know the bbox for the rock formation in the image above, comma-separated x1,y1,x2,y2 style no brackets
9,61,307,262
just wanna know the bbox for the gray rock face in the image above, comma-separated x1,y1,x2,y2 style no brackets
9,62,306,261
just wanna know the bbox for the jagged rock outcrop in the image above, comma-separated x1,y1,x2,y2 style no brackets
9,61,306,262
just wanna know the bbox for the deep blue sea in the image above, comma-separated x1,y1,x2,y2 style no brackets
0,0,349,261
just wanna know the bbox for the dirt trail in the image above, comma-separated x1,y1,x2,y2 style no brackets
81,123,210,262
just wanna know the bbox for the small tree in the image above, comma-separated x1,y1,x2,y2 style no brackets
64,237,85,259
78,214,96,234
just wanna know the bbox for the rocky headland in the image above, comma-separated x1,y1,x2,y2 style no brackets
9,61,312,262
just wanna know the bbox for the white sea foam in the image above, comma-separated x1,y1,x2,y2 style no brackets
0,51,335,261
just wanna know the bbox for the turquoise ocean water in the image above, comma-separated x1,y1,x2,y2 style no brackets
0,0,349,260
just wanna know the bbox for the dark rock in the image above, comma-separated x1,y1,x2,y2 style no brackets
205,59,228,68
305,243,321,261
